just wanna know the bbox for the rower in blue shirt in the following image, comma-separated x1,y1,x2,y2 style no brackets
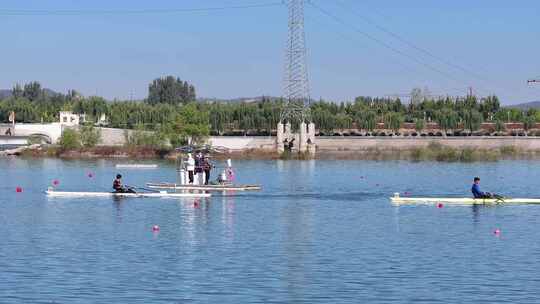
472,177,492,199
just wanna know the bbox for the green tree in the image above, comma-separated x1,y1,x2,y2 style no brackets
481,95,500,120
166,103,209,146
23,81,43,101
435,108,458,135
147,76,196,105
360,111,377,132
494,119,506,133
80,125,102,148
58,129,81,150
521,115,536,136
11,84,23,98
414,119,425,133
384,112,404,134
463,109,483,134
124,124,167,148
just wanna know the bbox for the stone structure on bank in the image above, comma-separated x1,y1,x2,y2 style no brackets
276,121,316,154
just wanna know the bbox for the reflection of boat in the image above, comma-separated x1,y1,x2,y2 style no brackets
45,190,210,198
115,164,158,169
391,193,540,205
146,182,261,191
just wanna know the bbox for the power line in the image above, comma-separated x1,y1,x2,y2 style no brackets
304,12,421,77
308,2,468,87
334,1,538,99
0,2,283,16
332,0,494,83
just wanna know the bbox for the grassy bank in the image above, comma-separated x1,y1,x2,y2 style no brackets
13,141,540,162
316,142,538,161
408,142,518,162
19,145,173,159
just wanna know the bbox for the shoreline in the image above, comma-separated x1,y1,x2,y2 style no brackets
7,142,540,162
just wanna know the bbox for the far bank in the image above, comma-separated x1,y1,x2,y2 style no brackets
7,136,540,162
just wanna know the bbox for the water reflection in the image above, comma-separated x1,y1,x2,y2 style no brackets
471,204,481,224
112,198,124,222
283,199,313,302
6,159,540,303
221,194,236,242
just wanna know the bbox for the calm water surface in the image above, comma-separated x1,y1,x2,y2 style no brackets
2,158,540,303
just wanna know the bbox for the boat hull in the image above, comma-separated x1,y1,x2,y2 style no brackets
146,182,261,191
391,197,540,205
115,164,158,169
45,190,210,198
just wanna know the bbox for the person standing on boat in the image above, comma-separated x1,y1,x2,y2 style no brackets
113,174,135,193
186,153,195,184
202,155,212,185
472,177,492,198
194,151,204,184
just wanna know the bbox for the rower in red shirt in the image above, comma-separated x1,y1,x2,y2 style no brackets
113,174,135,193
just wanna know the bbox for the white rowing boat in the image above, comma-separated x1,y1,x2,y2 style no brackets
391,193,540,205
146,182,261,191
45,190,211,198
115,164,158,169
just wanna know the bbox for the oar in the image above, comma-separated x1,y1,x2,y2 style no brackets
494,194,508,204
131,186,161,193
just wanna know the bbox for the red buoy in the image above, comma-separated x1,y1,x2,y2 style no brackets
437,203,444,208
494,229,501,236
53,180,59,186
152,225,160,232
194,201,200,208
16,186,22,193
88,172,93,178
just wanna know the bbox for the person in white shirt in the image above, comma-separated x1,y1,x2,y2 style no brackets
186,153,195,184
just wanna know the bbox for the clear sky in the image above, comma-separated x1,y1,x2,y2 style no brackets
1,0,539,104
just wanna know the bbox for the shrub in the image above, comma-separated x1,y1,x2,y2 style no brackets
58,128,81,150
500,146,518,156
410,148,426,161
124,124,168,149
459,148,474,162
427,141,443,151
80,125,102,148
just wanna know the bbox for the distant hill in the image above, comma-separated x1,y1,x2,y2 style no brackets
506,101,540,110
0,89,11,99
198,96,282,103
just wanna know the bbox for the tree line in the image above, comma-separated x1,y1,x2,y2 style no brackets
1,78,539,138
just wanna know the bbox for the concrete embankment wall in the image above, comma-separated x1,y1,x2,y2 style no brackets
208,136,275,151
92,129,540,152
0,136,28,145
207,136,540,152
314,137,540,151
98,128,129,146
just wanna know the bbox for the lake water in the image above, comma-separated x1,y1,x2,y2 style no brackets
2,158,540,303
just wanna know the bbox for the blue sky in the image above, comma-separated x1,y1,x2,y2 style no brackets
1,0,539,104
